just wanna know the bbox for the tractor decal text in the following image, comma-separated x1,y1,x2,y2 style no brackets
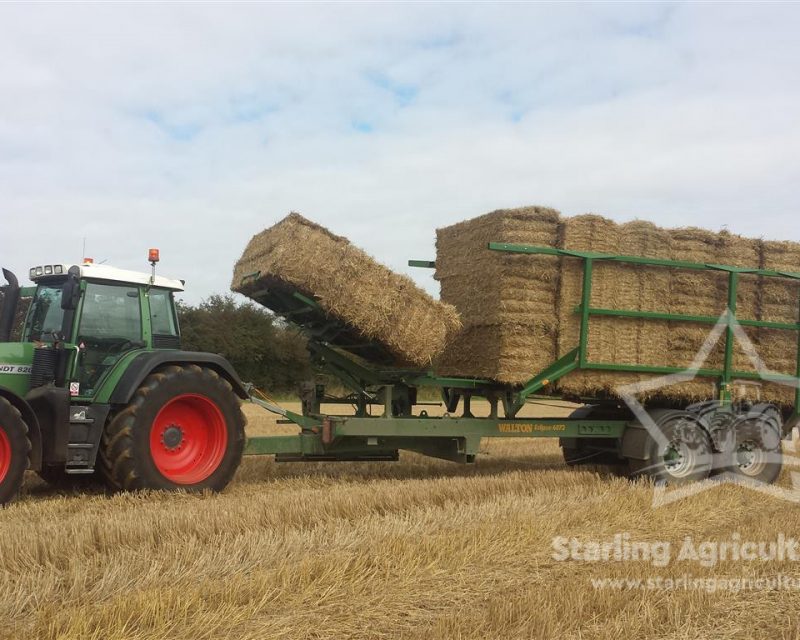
0,364,32,375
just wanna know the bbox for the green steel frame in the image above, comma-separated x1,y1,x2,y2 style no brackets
239,241,800,461
243,391,625,462
488,243,800,416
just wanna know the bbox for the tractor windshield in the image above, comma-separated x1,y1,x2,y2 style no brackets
26,284,65,342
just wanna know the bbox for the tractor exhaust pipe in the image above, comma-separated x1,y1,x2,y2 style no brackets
0,268,20,342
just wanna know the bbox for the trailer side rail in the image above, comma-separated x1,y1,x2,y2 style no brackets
487,243,800,416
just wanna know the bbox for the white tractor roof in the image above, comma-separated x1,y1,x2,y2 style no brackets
29,262,185,291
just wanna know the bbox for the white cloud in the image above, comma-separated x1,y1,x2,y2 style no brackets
0,3,798,303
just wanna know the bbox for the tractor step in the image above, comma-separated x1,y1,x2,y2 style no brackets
65,442,95,472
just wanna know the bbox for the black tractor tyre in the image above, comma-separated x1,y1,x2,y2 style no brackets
100,364,246,493
628,410,713,486
0,396,31,505
722,417,783,485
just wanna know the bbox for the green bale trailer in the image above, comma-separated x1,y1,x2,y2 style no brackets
0,244,797,504
240,244,800,487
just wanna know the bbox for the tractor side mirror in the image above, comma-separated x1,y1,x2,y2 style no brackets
60,267,82,310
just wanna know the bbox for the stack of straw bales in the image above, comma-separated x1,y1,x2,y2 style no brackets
436,207,798,405
232,213,461,368
556,222,762,401
434,207,561,382
759,241,800,405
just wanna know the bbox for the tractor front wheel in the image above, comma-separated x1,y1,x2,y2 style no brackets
100,365,245,493
0,396,31,505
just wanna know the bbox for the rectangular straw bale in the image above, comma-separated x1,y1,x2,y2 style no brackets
665,230,762,381
758,240,800,405
232,213,461,367
556,216,679,398
434,207,561,380
434,323,558,384
435,207,561,326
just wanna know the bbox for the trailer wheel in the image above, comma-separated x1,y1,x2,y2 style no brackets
100,365,245,493
629,410,713,485
723,414,783,484
0,396,31,505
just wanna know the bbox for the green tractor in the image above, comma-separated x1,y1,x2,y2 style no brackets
0,252,247,505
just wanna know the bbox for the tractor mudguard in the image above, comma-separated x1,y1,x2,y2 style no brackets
107,351,250,405
25,385,70,466
0,385,42,471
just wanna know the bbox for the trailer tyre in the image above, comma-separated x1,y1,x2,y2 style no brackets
0,396,31,505
723,415,783,485
629,410,713,485
100,365,245,493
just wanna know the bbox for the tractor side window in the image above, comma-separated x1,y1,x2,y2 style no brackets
27,285,65,342
76,283,143,394
79,284,142,342
149,289,177,336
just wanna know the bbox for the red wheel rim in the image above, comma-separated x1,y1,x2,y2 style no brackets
150,394,228,485
0,427,11,485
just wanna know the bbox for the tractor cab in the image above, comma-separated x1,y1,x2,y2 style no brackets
11,259,185,399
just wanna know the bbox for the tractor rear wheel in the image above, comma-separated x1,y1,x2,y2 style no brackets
0,396,31,505
100,365,245,492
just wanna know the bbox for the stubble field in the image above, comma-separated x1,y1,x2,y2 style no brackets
2,399,800,640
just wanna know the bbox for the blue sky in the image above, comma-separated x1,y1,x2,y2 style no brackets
1,3,799,303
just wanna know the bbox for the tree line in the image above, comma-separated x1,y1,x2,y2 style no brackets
0,290,313,393
177,295,313,393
